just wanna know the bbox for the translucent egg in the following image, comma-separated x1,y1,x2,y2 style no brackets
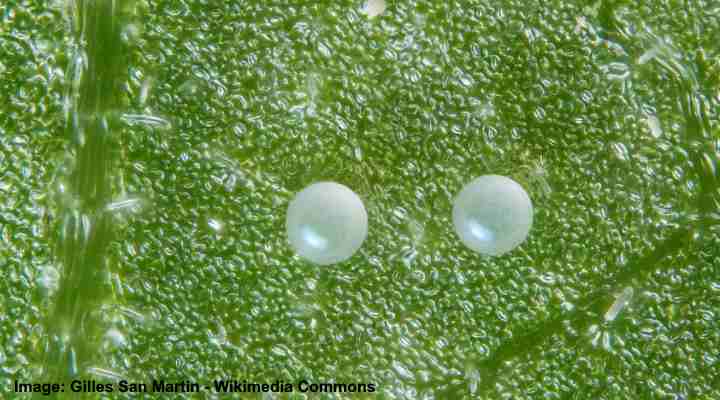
452,175,533,256
361,0,386,18
286,182,368,265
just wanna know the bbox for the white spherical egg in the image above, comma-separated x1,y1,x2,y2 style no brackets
286,182,368,265
361,0,386,18
452,175,533,256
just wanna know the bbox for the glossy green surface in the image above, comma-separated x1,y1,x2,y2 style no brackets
1,0,719,398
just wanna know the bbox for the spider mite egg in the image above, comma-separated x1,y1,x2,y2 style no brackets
286,182,368,265
362,0,386,18
452,175,533,256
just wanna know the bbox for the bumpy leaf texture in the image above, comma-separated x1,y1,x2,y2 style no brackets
1,0,719,399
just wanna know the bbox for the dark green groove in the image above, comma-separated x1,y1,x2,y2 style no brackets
39,1,134,397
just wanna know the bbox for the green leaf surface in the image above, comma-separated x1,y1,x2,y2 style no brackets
1,0,719,399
